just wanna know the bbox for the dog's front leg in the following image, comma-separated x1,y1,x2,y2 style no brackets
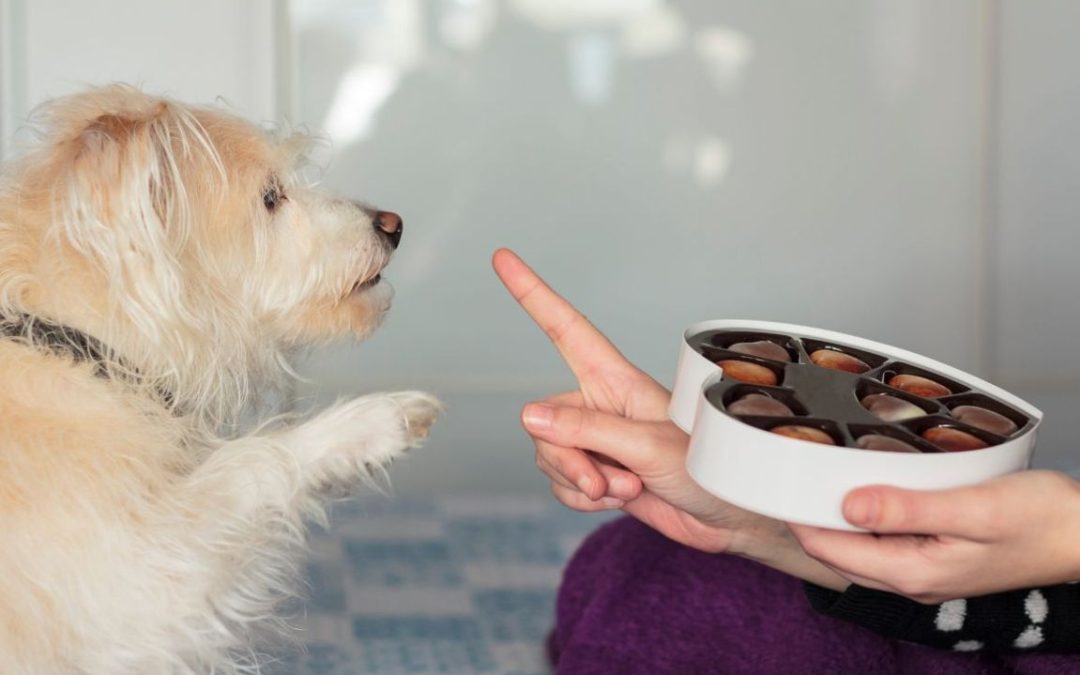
279,390,442,494
186,391,441,519
168,392,439,664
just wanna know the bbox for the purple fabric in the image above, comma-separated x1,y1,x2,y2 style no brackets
550,516,1080,675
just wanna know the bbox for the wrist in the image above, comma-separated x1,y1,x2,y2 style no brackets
733,520,851,592
727,514,788,560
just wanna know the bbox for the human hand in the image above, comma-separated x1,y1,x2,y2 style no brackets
491,247,668,502
788,470,1080,603
490,249,671,421
519,397,798,559
492,249,845,585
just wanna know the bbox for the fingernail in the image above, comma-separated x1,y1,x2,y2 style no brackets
522,403,554,430
600,497,625,509
577,475,594,495
846,492,879,525
609,476,634,500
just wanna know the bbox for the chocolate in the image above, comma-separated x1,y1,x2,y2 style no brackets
809,349,870,374
855,434,921,453
729,340,791,362
692,328,1033,455
718,360,778,386
887,373,950,398
951,405,1018,436
727,393,794,417
921,427,989,452
860,393,925,422
770,425,835,445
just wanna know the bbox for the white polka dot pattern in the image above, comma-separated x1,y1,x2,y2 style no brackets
1013,590,1048,649
935,599,966,632
953,640,983,652
1025,590,1049,624
1014,626,1044,649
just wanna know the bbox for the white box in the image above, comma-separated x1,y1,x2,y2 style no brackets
670,320,1042,531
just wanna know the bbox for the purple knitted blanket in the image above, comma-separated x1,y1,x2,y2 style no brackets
549,517,1080,674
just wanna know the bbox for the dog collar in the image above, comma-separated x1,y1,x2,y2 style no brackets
0,313,175,408
0,314,112,376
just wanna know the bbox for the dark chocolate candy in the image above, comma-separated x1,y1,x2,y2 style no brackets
718,360,779,386
951,405,1017,436
888,374,950,398
921,427,989,452
770,425,835,445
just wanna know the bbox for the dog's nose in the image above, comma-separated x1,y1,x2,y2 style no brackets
373,211,403,249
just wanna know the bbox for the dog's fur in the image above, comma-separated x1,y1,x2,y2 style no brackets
0,85,440,674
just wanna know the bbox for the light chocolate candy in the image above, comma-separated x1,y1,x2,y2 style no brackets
860,393,926,422
729,340,791,362
726,393,794,417
856,434,921,453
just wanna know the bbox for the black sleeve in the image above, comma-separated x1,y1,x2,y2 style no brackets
803,582,1080,653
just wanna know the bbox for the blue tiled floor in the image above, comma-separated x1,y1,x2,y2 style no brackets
266,496,613,675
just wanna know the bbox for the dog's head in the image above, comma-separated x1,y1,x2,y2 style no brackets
0,85,401,416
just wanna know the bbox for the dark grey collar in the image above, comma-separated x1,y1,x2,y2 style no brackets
1,314,113,376
0,313,175,407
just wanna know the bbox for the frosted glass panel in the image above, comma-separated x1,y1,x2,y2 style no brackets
289,2,986,493
995,0,1080,387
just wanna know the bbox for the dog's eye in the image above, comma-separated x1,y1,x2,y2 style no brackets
262,179,284,212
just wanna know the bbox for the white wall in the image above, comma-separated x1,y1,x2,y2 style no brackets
0,0,282,157
992,0,1080,472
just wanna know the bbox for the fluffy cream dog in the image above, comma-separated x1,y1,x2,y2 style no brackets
0,85,440,674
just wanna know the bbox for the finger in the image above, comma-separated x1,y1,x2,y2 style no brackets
596,461,644,501
786,524,898,591
533,437,608,501
842,483,997,539
787,524,944,598
551,482,625,512
541,393,630,472
535,454,578,492
492,248,631,381
544,391,584,407
522,402,679,475
588,448,629,472
534,436,642,501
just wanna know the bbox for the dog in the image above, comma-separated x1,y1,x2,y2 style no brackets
0,85,440,674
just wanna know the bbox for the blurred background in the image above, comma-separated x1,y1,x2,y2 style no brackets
2,0,1078,496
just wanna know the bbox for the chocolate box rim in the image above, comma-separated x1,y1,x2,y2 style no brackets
681,319,1043,424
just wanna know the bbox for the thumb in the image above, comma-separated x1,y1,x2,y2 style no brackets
843,483,993,538
521,402,675,475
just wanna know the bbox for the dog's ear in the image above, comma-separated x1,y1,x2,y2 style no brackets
47,98,226,336
65,107,178,237
54,102,220,278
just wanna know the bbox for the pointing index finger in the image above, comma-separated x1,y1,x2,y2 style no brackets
492,248,628,380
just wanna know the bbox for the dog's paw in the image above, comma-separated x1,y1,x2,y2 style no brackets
288,392,441,487
384,391,442,447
